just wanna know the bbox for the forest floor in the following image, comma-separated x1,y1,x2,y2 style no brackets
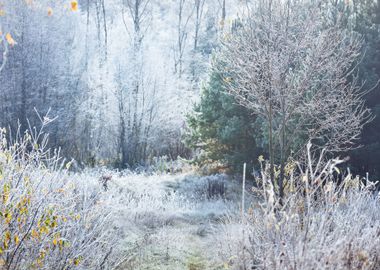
100,171,254,270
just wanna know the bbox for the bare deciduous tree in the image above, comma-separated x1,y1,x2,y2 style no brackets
173,0,194,78
216,0,372,199
193,0,206,51
119,0,154,166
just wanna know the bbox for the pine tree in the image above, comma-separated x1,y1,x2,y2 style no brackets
186,64,263,173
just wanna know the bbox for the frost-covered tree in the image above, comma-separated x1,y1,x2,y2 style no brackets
0,1,80,135
216,0,371,198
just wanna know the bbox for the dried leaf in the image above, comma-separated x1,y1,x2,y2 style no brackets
5,33,16,46
47,7,53,16
71,1,78,11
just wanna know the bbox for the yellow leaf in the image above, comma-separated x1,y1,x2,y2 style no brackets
47,7,53,16
71,1,78,11
14,235,20,245
73,256,82,265
5,33,16,46
5,212,12,224
5,231,11,242
39,225,49,234
53,238,58,246
31,229,39,238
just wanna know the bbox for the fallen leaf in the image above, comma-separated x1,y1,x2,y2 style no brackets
5,33,16,46
71,1,78,11
47,7,53,16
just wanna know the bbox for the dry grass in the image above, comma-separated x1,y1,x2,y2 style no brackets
216,144,380,270
1,121,378,270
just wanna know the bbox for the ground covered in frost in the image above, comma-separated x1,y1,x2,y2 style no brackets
83,171,251,270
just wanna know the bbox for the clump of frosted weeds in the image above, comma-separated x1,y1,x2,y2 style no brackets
218,143,380,270
0,116,124,270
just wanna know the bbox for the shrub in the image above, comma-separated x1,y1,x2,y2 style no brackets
217,143,380,269
0,120,122,269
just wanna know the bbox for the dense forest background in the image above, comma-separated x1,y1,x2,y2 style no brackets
0,0,379,178
1,0,236,167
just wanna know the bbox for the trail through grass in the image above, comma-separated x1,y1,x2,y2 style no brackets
101,172,250,269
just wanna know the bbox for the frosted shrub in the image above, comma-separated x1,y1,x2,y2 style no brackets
220,143,380,270
0,121,122,269
249,144,379,269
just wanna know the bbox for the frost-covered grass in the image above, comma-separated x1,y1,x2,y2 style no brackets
86,159,378,270
1,124,379,270
97,171,245,269
0,122,244,269
216,145,380,270
218,190,380,270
